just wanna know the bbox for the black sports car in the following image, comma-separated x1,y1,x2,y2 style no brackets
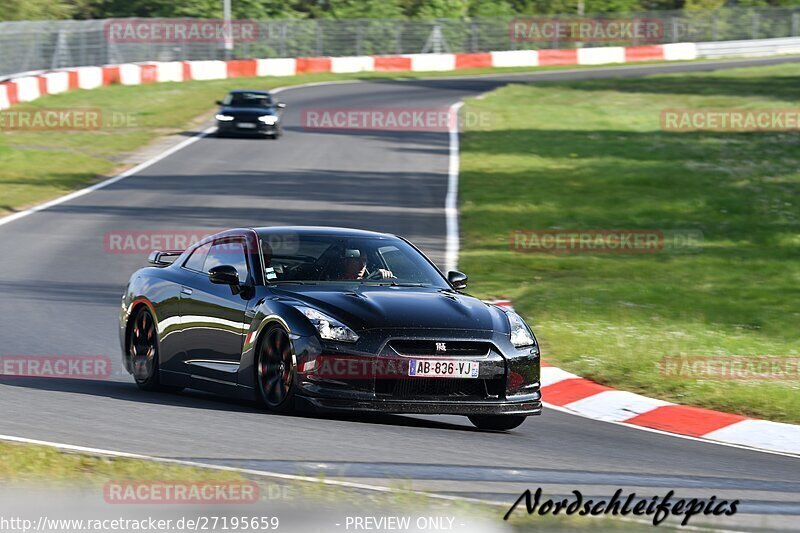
215,90,285,138
119,227,541,430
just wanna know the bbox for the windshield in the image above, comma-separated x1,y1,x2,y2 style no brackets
259,233,449,288
223,92,272,108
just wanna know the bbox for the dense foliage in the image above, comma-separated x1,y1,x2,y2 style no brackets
2,0,800,21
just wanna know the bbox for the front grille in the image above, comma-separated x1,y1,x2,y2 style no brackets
376,378,502,399
389,340,490,357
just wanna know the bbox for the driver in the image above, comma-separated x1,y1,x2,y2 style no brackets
340,249,393,280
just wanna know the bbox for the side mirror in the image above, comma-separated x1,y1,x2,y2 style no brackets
209,265,239,286
447,271,468,290
276,102,286,109
215,100,224,106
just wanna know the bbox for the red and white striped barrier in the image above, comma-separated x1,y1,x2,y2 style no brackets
541,361,800,455
0,43,706,110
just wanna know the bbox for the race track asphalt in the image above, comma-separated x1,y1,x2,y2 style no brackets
1,56,799,530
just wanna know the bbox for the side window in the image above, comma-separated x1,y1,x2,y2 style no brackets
183,242,212,272
204,239,249,284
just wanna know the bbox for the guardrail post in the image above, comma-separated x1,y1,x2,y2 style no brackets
315,20,322,56
470,21,478,52
356,20,363,56
793,13,799,36
752,12,759,40
396,24,402,54
712,13,719,41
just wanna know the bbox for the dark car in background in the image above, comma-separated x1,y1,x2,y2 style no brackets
119,227,541,431
215,90,285,139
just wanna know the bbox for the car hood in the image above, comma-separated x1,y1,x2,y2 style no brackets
271,285,507,332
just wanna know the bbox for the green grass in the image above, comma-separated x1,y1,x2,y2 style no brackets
0,441,643,531
0,441,242,483
0,59,695,216
459,63,800,423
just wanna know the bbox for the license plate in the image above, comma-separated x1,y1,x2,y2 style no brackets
408,359,479,378
236,123,257,129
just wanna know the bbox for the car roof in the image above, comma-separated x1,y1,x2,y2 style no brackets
252,226,396,239
228,89,271,95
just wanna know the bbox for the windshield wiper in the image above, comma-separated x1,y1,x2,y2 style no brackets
271,280,317,285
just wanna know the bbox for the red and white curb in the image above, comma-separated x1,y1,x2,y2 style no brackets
0,43,702,111
487,299,800,456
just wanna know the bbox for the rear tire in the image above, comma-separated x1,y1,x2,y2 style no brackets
255,325,296,413
128,306,182,393
468,415,526,431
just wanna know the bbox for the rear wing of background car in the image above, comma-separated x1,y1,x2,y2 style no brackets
148,250,184,267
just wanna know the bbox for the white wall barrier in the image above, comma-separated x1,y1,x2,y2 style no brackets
490,50,539,67
577,46,626,65
331,56,375,73
256,58,297,77
406,53,456,72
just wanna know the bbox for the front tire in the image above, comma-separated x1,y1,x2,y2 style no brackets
256,325,296,413
128,306,182,393
468,415,527,431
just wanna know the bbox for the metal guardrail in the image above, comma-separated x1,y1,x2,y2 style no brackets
1,7,800,78
697,36,800,58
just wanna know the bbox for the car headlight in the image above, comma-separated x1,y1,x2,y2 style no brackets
215,114,234,122
502,309,535,348
258,115,278,125
296,306,359,343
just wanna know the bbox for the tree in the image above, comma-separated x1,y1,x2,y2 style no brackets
469,0,517,17
324,0,404,18
0,0,75,20
412,0,471,18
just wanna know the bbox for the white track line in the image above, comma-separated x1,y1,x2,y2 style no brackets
445,101,464,274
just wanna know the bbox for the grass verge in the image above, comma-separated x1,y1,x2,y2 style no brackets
459,63,800,423
0,441,640,531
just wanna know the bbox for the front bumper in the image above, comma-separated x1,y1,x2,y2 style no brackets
301,395,542,416
217,120,279,136
291,328,541,416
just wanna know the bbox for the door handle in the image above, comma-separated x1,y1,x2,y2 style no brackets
181,286,193,295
